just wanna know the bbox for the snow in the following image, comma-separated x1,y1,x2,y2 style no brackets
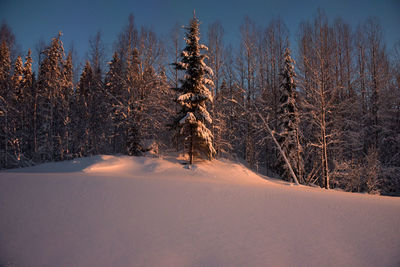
198,104,212,124
177,92,194,103
202,77,214,86
179,112,196,125
199,44,208,51
1,155,399,267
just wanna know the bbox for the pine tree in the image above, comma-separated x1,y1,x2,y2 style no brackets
173,12,216,164
277,47,304,182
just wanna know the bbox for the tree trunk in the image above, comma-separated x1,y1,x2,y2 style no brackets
321,107,330,189
189,124,194,165
296,128,303,183
255,108,299,185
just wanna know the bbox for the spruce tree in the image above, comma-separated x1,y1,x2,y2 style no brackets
89,62,106,155
22,50,33,90
125,48,142,155
37,32,65,161
60,52,74,159
76,61,94,156
0,41,12,168
12,56,23,92
105,52,126,153
21,49,34,162
0,41,11,97
277,47,303,182
10,56,24,164
173,12,215,164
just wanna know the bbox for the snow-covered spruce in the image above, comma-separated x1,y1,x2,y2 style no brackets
277,47,304,183
172,13,216,164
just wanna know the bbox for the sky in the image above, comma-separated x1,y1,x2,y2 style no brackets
1,0,399,65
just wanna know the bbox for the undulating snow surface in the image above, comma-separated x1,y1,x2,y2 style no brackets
1,155,399,267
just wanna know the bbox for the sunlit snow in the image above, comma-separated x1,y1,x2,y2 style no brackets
1,155,399,267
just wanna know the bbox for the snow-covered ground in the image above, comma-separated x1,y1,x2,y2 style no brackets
1,155,399,267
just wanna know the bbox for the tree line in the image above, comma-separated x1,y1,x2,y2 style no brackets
0,10,399,195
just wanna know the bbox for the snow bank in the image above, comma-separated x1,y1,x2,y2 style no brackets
1,155,399,267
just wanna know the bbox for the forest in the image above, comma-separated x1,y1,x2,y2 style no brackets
0,10,399,195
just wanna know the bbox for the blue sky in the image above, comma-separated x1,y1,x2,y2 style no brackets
1,0,399,62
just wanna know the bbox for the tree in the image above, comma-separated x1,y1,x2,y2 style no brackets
21,49,35,161
373,38,400,195
36,32,65,161
76,61,94,156
239,17,257,168
213,79,239,157
116,14,138,65
207,21,226,157
0,41,11,168
257,18,289,173
105,52,125,153
277,47,304,182
125,48,142,155
298,12,339,189
88,31,105,78
10,56,24,164
173,12,216,164
11,56,23,90
0,40,12,168
0,41,11,97
207,21,224,96
60,51,74,159
221,46,245,159
0,22,18,62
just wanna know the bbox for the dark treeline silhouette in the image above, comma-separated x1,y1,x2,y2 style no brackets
0,10,399,195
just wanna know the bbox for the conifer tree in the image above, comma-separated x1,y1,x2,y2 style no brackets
277,47,303,182
0,41,11,97
124,48,142,155
36,32,65,161
173,12,216,164
12,56,23,91
22,50,33,90
21,49,34,162
60,52,74,159
105,52,126,153
0,41,12,167
76,61,94,156
10,56,24,164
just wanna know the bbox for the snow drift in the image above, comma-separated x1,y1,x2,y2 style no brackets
1,155,399,267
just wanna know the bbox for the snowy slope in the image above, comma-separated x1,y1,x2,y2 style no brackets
1,155,399,267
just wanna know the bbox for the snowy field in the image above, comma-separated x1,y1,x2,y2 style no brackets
1,155,399,267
